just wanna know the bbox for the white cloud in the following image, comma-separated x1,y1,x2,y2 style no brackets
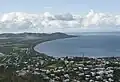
0,10,120,33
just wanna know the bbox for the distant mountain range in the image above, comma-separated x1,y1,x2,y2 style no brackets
0,32,74,40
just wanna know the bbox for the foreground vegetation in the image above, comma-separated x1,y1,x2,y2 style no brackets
0,33,120,82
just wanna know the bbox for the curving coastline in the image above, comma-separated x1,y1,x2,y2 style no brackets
0,32,76,57
33,36,77,57
33,35,120,57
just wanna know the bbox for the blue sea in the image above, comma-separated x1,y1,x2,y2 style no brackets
34,34,120,57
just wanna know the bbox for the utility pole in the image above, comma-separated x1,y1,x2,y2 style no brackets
82,53,84,63
82,53,85,81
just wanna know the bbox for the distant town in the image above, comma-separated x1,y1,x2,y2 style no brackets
0,33,120,82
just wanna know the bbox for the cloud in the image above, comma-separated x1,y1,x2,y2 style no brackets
0,10,120,33
54,13,74,21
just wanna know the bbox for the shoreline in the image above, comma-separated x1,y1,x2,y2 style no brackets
0,32,77,58
32,36,77,57
33,36,120,58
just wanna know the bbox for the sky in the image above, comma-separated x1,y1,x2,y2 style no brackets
0,0,120,14
1,0,120,33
